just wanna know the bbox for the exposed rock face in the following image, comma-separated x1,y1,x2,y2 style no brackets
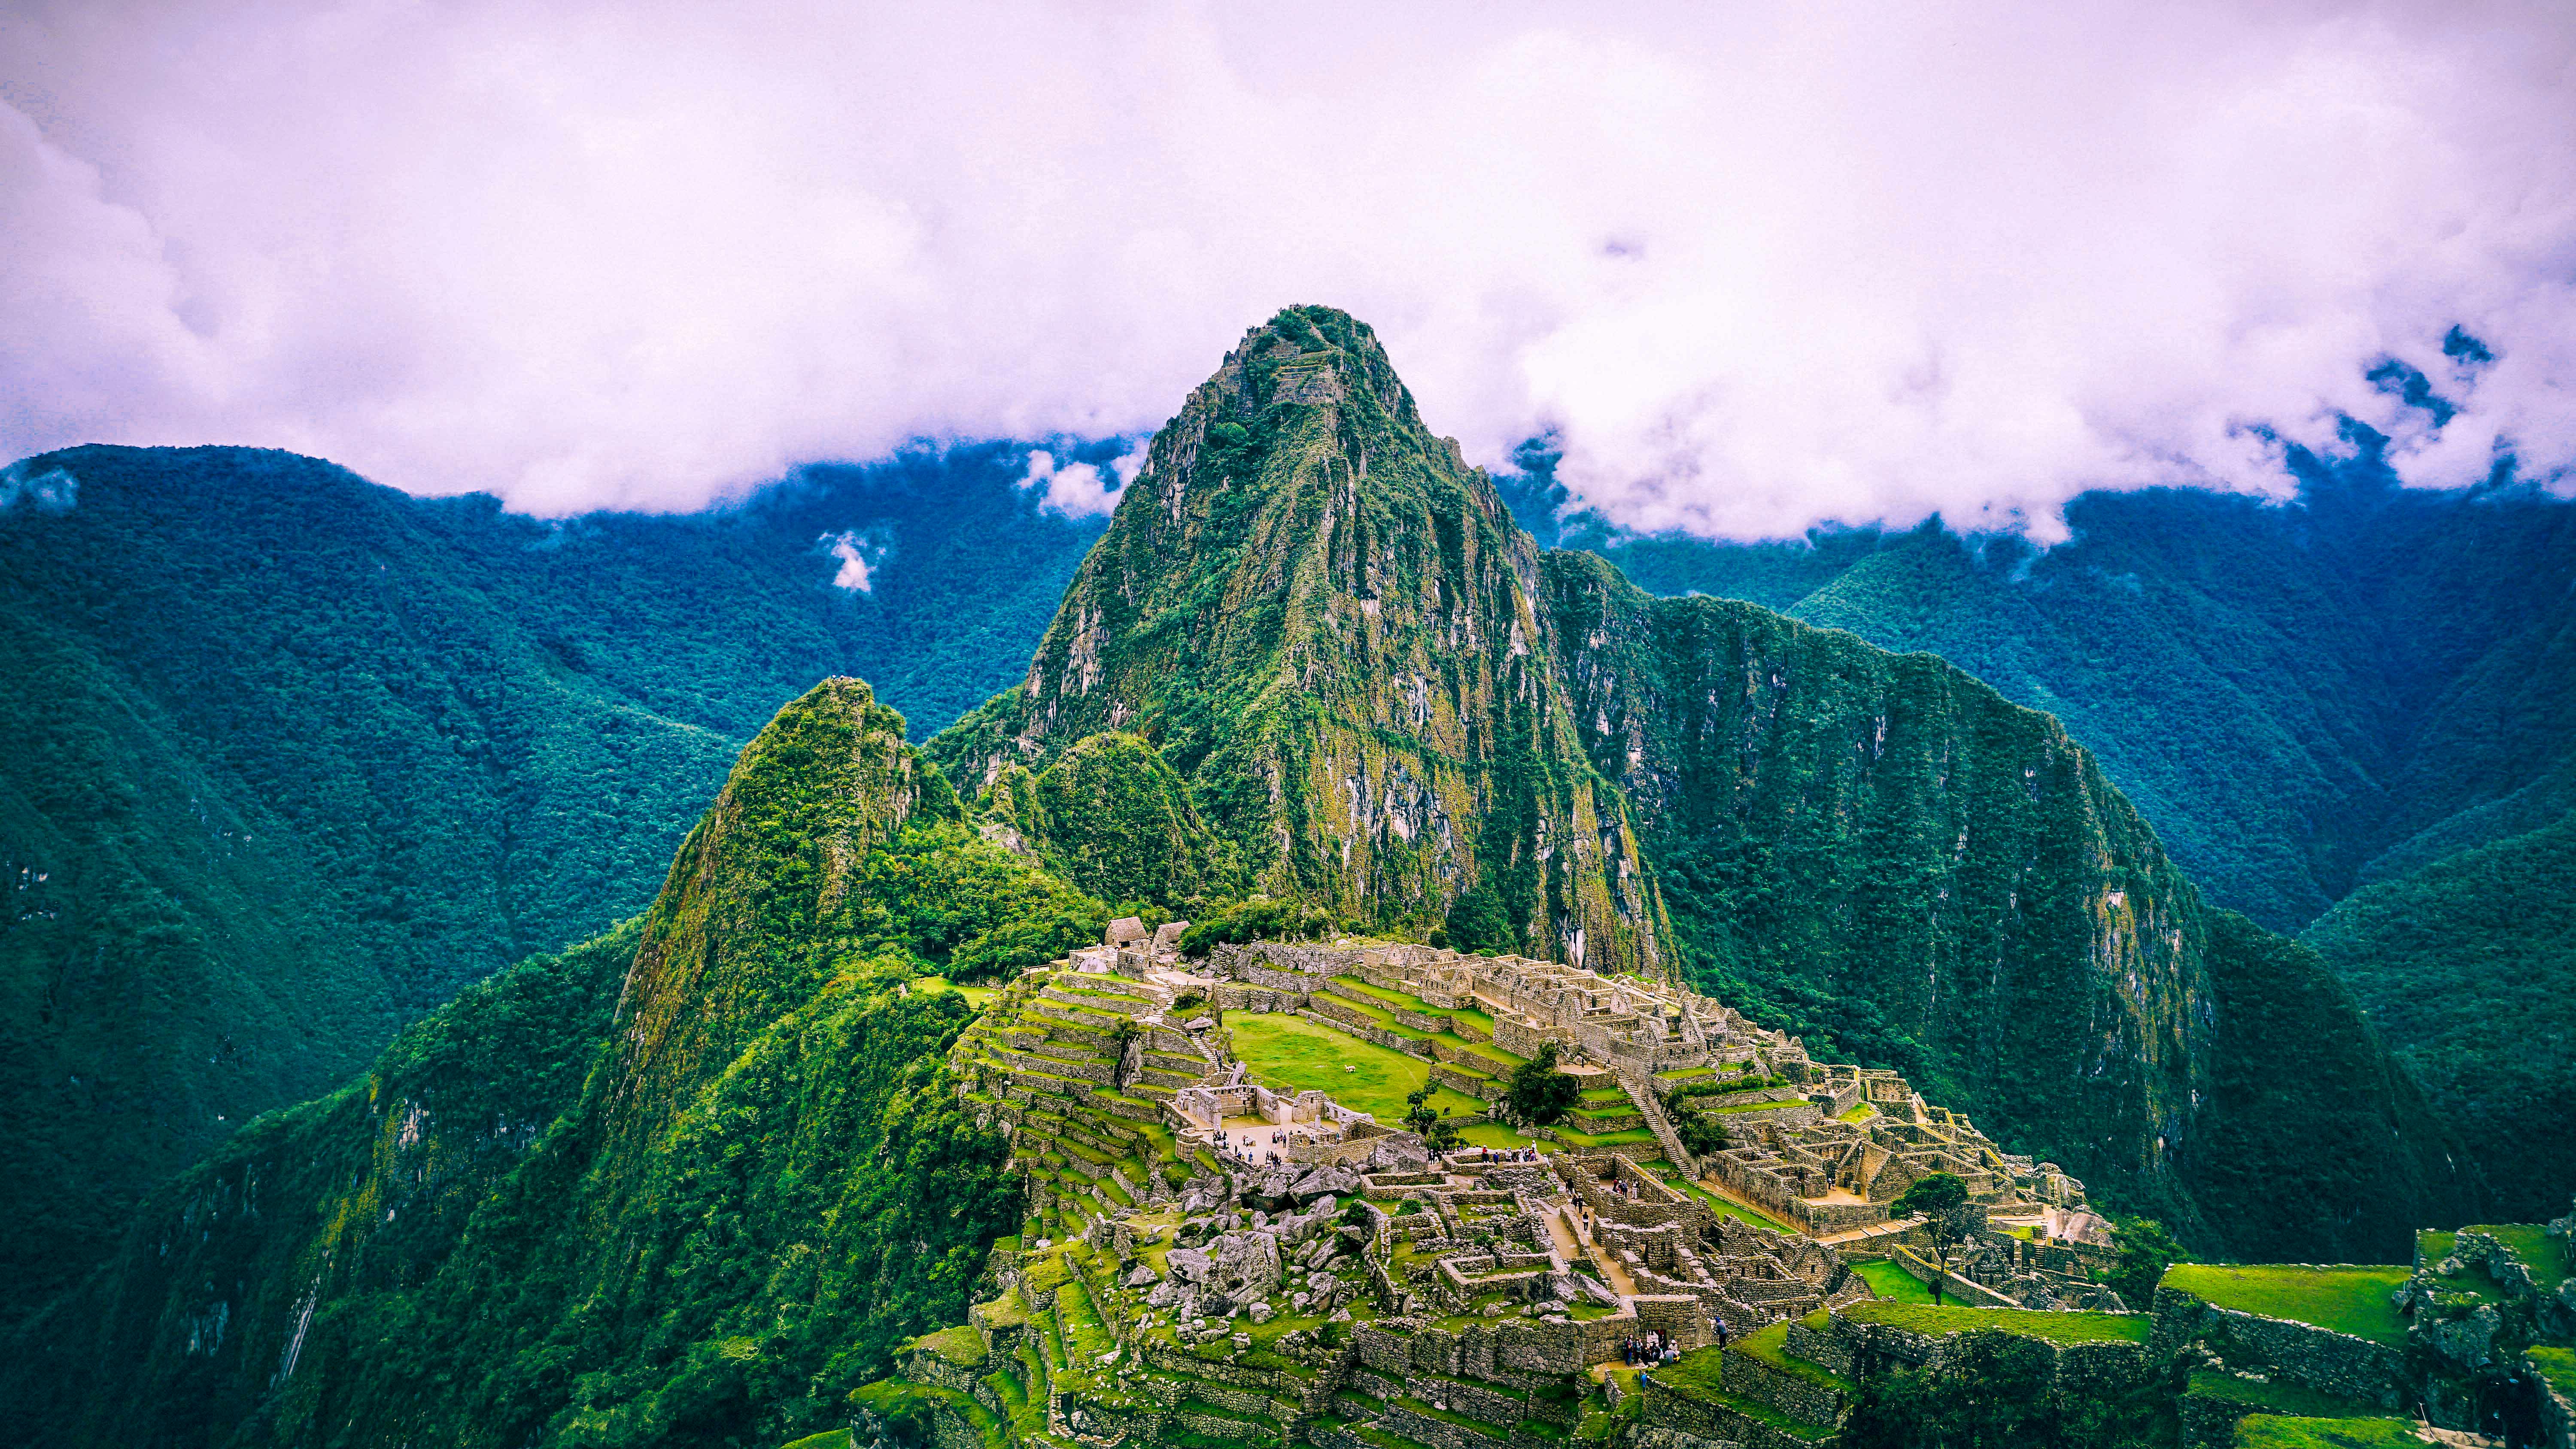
1540,552,2471,1256
930,307,1668,973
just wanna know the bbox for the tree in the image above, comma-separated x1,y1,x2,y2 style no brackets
1891,1171,1978,1305
1444,879,1518,956
1404,1084,1464,1153
2098,1216,2187,1310
1505,1041,1580,1125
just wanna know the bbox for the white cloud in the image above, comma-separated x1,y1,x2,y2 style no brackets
0,460,79,513
820,530,881,591
1020,450,1125,520
1,0,2571,537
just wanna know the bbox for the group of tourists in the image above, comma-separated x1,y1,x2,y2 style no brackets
1622,1329,1680,1367
1215,1130,1284,1168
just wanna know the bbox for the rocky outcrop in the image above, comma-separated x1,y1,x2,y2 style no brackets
930,307,1669,974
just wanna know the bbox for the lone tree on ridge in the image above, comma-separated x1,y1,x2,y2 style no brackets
1892,1171,1980,1305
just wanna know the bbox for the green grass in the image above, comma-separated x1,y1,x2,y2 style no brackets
2468,1224,2570,1288
1837,1103,1877,1123
848,1381,1009,1449
2230,1416,2425,1449
1332,975,1440,1014
780,1432,855,1449
2160,1264,2411,1346
1735,1320,1853,1390
2185,1370,2381,1419
1457,1121,1553,1152
1649,1349,1831,1440
2528,1346,2576,1397
909,974,997,1010
1225,1012,1484,1121
1637,1163,1792,1231
910,1324,989,1367
1839,1299,2153,1345
1854,1260,1935,1303
1709,1097,1804,1115
1549,1125,1659,1148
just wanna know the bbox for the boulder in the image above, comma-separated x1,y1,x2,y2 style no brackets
1205,1230,1285,1303
1293,1164,1361,1202
1166,1247,1213,1284
1123,1263,1159,1288
1366,1138,1431,1174
1249,1301,1275,1324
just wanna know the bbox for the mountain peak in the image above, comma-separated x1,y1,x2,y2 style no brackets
930,309,1668,973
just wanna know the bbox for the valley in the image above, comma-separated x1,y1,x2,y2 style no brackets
0,306,2560,1449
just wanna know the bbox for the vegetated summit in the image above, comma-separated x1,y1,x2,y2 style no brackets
936,305,2467,1256
0,307,2482,1449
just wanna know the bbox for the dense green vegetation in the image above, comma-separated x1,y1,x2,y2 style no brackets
1540,552,2470,1256
926,306,1671,976
981,731,1236,907
1,679,1070,1448
0,441,1102,1322
2298,811,2576,1221
1508,450,2576,1220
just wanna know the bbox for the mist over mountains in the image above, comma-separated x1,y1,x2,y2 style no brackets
2,330,2570,1349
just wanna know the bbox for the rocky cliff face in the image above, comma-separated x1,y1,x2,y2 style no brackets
930,306,1667,975
1540,550,2472,1254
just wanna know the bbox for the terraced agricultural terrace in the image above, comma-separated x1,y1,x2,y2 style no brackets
896,924,2194,1449
913,924,2576,1449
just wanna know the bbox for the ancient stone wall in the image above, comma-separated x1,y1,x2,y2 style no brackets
2151,1285,2409,1408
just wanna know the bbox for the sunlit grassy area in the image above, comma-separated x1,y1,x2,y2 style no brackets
2230,1416,2426,1449
2159,1264,2410,1346
909,974,996,1009
1853,1259,1935,1303
1227,1012,1484,1122
1839,1300,2151,1345
2467,1224,2569,1288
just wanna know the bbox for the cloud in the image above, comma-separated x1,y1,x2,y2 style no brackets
0,461,78,513
1020,449,1125,520
820,529,884,591
2,0,2572,537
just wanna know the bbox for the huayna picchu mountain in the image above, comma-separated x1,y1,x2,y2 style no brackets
927,308,1671,977
0,307,2484,1449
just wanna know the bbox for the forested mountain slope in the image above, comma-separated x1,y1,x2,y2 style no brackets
933,306,2467,1254
1540,552,2464,1257
0,680,1064,1449
0,309,2496,1448
928,308,1670,976
1516,449,2576,1219
0,443,1102,1323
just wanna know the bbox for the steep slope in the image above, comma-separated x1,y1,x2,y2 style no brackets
2300,809,2576,1222
0,442,1099,1324
980,731,1238,906
1528,457,2576,1218
929,307,1668,974
1540,552,2469,1256
2,678,1066,1449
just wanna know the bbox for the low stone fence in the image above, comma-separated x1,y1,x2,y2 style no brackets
2151,1284,2408,1409
1638,1371,1818,1449
1724,1342,1847,1425
1434,1063,1504,1100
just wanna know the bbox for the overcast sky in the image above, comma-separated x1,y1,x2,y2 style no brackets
3,0,2571,537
